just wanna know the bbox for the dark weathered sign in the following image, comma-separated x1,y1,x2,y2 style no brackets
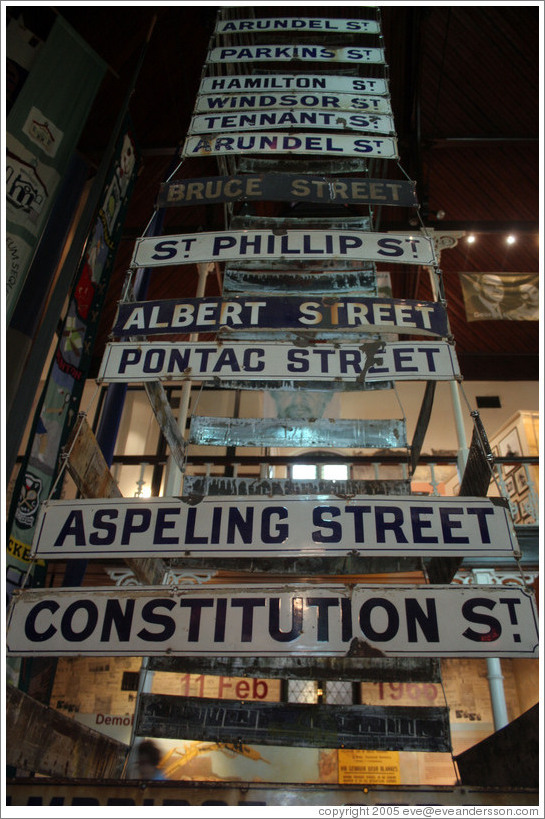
181,476,412,498
135,694,451,751
207,45,386,65
199,74,389,96
215,17,381,35
112,295,446,337
188,110,395,135
157,173,414,208
182,132,398,159
194,92,393,114
222,268,377,296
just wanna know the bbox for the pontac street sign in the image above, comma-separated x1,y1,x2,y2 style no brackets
207,45,386,65
112,295,448,337
181,132,398,159
215,17,381,35
30,495,517,560
193,92,393,114
97,341,460,384
130,230,435,268
188,111,395,135
199,74,389,95
7,584,538,658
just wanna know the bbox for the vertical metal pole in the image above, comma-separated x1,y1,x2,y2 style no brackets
450,380,470,477
472,569,509,731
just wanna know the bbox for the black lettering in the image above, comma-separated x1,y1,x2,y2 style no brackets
462,598,502,642
100,598,135,642
25,600,59,642
54,510,85,547
90,509,118,545
61,600,98,642
138,599,176,641
405,598,439,642
269,597,303,642
359,598,400,641
179,598,214,641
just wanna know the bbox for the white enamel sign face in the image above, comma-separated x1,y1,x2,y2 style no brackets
214,18,381,35
30,496,517,560
181,132,398,159
199,75,389,96
188,111,395,135
207,45,385,65
193,92,393,114
131,230,435,268
6,584,538,658
97,341,460,384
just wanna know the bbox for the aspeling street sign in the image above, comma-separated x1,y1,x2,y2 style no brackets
112,295,448,338
130,230,435,268
199,74,389,95
30,495,517,560
188,111,396,135
181,132,398,159
7,584,538,658
207,45,386,65
215,17,381,35
193,92,393,114
97,341,461,384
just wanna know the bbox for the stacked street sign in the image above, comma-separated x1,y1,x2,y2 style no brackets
7,9,537,766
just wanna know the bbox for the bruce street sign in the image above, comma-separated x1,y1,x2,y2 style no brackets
97,341,460,384
130,230,436,268
29,495,518,560
6,584,538,658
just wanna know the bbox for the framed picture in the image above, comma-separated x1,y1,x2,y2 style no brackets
514,467,529,494
498,427,522,458
504,474,516,496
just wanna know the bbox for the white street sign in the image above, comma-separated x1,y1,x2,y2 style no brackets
215,18,381,35
188,110,395,135
193,92,392,114
207,45,385,64
199,74,389,96
181,132,398,159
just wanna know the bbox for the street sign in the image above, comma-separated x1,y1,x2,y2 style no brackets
215,17,381,35
181,132,398,159
135,694,451,751
30,495,517,560
7,584,538,657
112,295,448,337
199,74,389,95
131,230,435,268
157,174,414,208
188,110,396,135
222,267,377,296
97,341,460,384
181,476,412,498
193,92,393,114
207,45,385,65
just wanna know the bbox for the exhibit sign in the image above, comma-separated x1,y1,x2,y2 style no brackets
157,173,415,208
199,74,389,95
206,45,385,65
130,230,435,268
193,92,393,114
97,341,460,384
215,17,381,35
112,295,448,337
181,132,398,159
6,584,538,658
30,495,518,560
188,110,395,135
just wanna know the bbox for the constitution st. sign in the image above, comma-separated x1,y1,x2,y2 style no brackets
30,495,518,560
130,230,435,268
6,584,538,658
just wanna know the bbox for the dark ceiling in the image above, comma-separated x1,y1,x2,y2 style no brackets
9,4,540,381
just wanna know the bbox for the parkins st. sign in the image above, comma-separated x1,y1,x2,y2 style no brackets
30,496,517,560
112,295,448,337
207,45,385,65
199,74,388,95
130,230,436,267
7,584,538,658
97,341,460,384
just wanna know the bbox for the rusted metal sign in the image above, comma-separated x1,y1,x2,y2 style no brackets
199,74,389,96
181,476,411,498
131,230,435,268
7,584,537,658
188,416,407,449
157,173,413,208
215,17,381,35
29,495,518,560
112,295,447,337
188,110,396,135
194,92,393,114
97,341,460,384
181,132,398,159
207,45,386,65
135,694,450,751
222,268,377,296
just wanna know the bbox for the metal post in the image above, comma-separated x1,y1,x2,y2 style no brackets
450,380,470,477
472,569,509,731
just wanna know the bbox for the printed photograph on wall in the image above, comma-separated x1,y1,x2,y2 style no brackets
460,273,539,322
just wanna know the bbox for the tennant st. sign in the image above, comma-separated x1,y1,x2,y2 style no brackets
30,495,518,560
130,230,435,268
215,18,381,35
181,132,398,159
97,341,460,384
193,92,393,114
199,74,388,96
207,45,385,65
6,584,538,658
112,296,448,337
188,111,395,135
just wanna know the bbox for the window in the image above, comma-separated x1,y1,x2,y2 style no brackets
291,463,349,481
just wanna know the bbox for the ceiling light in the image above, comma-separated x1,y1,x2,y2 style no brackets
506,234,516,244
466,234,476,244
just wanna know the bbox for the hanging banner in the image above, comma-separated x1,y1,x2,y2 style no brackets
97,340,460,385
112,295,447,338
6,16,106,323
460,273,539,321
188,110,395,135
222,268,377,296
181,476,412,498
29,495,517,560
135,694,450,752
199,74,389,95
206,45,385,65
131,230,435,268
215,17,381,35
194,92,393,114
181,132,398,159
6,584,538,658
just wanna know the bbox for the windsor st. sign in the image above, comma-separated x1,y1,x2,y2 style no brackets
112,295,447,337
97,341,460,384
130,230,436,267
199,74,389,95
6,584,538,658
193,92,393,114
181,132,398,159
30,495,518,560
